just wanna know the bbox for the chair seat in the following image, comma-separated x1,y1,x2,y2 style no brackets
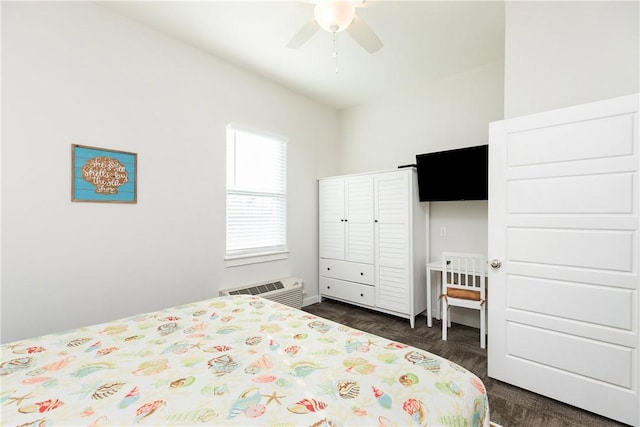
447,288,481,301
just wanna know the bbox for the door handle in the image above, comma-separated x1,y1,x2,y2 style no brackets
490,259,502,269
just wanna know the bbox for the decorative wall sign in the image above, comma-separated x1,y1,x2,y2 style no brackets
72,144,137,203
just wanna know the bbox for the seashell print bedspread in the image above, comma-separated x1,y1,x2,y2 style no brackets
0,295,489,426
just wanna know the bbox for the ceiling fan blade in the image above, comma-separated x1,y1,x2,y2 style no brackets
346,15,382,53
286,19,320,49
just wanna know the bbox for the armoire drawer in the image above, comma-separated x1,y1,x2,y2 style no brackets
320,277,375,307
319,259,374,285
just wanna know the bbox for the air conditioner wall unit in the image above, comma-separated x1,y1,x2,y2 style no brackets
219,277,303,310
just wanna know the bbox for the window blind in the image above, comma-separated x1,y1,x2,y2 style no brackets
226,125,287,259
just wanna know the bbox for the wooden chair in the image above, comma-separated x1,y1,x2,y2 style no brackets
440,252,487,348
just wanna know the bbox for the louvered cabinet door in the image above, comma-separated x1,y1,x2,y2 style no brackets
319,178,345,260
374,171,411,313
345,176,374,264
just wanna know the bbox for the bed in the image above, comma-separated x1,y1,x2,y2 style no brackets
1,295,489,426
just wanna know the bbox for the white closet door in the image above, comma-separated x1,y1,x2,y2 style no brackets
375,171,410,313
488,94,639,426
319,178,345,260
345,176,374,264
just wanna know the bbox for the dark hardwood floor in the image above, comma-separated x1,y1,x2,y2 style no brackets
303,299,627,427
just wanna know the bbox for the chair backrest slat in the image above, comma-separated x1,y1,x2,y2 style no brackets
442,252,486,299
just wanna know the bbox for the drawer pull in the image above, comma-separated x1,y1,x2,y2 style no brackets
327,286,331,289
340,219,344,222
360,293,364,297
360,272,364,276
327,267,330,271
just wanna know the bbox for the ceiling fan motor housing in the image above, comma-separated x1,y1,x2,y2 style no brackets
314,1,356,33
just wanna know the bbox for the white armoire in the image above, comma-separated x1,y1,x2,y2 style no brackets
318,168,427,327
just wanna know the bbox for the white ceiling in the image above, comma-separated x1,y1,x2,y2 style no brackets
98,1,505,110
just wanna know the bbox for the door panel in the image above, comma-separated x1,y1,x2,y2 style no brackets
377,266,409,312
488,94,639,426
345,176,374,223
375,172,410,312
319,179,345,260
377,224,408,268
345,176,374,263
507,275,633,329
319,222,345,260
346,223,374,264
508,228,633,271
507,172,634,214
506,323,633,388
319,178,344,223
375,173,409,223
506,113,634,166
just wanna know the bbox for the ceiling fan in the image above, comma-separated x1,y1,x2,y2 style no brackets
287,1,383,54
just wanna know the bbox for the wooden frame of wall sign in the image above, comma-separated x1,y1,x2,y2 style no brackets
71,144,137,203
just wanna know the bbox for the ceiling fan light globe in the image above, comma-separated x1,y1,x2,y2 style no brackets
314,1,356,33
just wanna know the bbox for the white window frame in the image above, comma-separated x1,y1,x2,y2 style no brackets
225,123,288,267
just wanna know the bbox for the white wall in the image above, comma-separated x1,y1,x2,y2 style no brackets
1,2,339,343
504,1,639,119
338,60,503,259
338,61,504,177
429,201,487,257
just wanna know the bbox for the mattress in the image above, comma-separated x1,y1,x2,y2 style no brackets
1,295,489,426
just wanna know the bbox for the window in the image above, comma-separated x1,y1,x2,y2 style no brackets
225,124,287,266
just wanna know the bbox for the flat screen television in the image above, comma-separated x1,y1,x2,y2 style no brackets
416,145,488,202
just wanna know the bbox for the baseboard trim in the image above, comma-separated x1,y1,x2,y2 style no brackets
303,294,321,307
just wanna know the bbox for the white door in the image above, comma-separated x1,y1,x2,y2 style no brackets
375,171,411,314
488,94,639,426
319,178,345,260
345,176,374,264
